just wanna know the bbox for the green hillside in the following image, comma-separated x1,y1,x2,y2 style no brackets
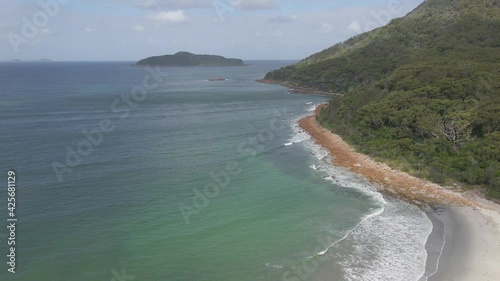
135,52,245,67
264,0,500,199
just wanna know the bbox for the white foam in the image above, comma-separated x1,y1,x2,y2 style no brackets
339,201,432,281
265,262,284,269
306,105,317,112
282,103,328,147
420,220,446,281
301,137,387,206
286,113,432,281
288,114,391,261
316,151,329,160
307,206,386,259
283,121,311,146
305,142,432,281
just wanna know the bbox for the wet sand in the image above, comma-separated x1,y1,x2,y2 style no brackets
425,207,500,281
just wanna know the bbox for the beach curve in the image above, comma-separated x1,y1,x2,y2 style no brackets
299,104,500,281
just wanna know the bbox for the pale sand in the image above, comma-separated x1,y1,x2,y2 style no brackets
299,105,500,280
427,207,500,281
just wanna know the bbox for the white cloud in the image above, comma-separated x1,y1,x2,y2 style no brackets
132,25,145,32
0,21,9,30
229,0,277,10
0,0,426,61
143,0,158,8
148,10,187,23
147,36,162,45
141,0,210,9
132,0,278,10
268,15,297,23
347,20,362,33
41,28,51,35
271,29,283,36
321,23,334,33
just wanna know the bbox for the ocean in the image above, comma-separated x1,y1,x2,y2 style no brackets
0,61,432,281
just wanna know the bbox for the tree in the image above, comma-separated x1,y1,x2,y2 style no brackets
438,117,474,152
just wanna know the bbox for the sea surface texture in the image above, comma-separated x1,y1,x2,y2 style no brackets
0,62,432,281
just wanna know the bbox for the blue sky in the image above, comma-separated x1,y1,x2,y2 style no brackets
1,0,424,61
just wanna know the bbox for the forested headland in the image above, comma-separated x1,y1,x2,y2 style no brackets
264,0,500,199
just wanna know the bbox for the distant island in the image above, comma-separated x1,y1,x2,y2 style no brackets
134,52,245,67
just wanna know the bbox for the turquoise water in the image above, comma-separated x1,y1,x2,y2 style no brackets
0,62,431,281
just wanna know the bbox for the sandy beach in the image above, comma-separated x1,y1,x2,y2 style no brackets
426,207,500,281
300,105,500,281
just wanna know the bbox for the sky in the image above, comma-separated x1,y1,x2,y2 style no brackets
0,0,424,61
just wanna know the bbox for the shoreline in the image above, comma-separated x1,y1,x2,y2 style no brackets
298,106,473,207
424,207,500,281
299,105,500,281
256,79,342,97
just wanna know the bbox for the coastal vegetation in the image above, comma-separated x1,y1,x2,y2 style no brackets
264,0,500,199
135,51,245,67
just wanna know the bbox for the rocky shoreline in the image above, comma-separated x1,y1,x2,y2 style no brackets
256,79,342,97
299,105,475,207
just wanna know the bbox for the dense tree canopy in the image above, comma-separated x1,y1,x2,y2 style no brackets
135,52,245,67
264,0,500,198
